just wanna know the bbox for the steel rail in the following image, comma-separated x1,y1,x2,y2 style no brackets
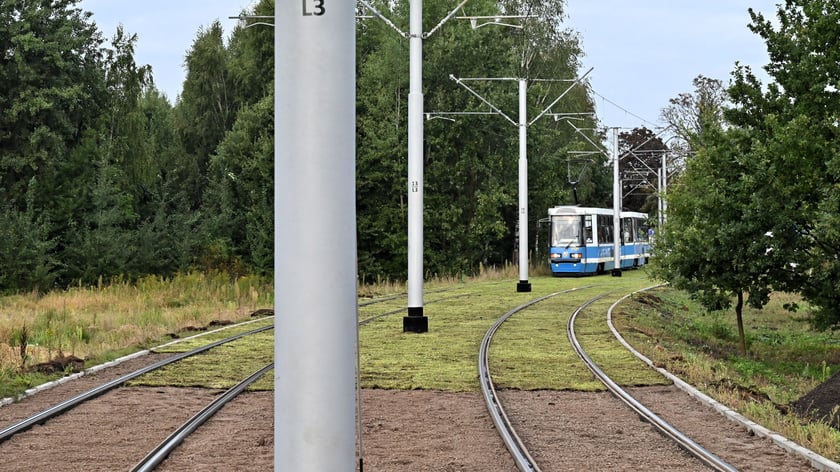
567,294,738,472
478,287,595,472
0,324,273,444
358,293,471,326
131,362,274,472
357,286,457,308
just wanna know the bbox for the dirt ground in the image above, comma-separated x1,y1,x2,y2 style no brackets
793,369,840,430
0,356,829,472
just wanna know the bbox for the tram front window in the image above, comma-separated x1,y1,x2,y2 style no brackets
550,216,582,247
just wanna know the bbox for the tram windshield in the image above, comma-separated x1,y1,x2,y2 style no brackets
550,215,582,247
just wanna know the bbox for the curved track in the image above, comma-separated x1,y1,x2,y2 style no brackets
567,293,738,472
478,288,591,471
480,287,740,471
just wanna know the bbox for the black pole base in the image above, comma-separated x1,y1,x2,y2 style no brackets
516,281,532,293
611,268,623,277
403,307,428,333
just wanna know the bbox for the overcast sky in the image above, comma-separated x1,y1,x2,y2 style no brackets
79,0,256,103
78,0,778,130
565,0,777,130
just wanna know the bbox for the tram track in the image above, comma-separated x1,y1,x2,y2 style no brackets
567,293,737,472
0,317,278,471
131,362,274,472
0,288,447,435
0,323,273,445
0,293,462,470
478,287,594,471
479,286,818,471
2,280,834,471
131,293,472,469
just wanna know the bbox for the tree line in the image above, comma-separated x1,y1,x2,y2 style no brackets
653,0,840,340
7,0,836,336
0,0,609,293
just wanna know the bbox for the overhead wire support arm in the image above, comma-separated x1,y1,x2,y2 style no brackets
549,112,596,121
456,14,537,29
426,111,497,116
454,77,519,81
449,75,516,125
358,0,471,38
425,0,470,38
425,111,497,122
228,15,274,28
566,121,609,158
529,67,594,126
357,0,408,37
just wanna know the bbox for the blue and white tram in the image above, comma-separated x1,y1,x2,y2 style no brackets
620,210,652,271
547,206,651,276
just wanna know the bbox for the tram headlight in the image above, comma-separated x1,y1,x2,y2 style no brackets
550,252,583,260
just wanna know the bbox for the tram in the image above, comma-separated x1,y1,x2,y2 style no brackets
547,206,651,276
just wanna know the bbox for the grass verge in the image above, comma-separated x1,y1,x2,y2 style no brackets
613,286,840,461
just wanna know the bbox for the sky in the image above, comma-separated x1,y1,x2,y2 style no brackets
565,0,777,130
78,0,258,103
77,0,778,129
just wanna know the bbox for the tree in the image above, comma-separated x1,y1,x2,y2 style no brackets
100,26,153,187
0,0,105,210
497,0,576,76
174,20,236,209
227,0,274,107
203,94,274,275
725,0,840,329
618,127,667,214
652,124,782,355
54,23,160,284
62,152,138,283
661,75,728,151
132,89,202,276
0,183,57,293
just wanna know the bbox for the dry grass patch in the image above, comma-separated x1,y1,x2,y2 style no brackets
0,273,272,398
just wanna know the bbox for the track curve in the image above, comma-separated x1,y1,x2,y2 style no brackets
567,292,738,472
478,287,593,471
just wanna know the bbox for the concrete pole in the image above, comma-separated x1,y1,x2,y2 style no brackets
516,79,532,292
404,0,428,332
661,151,668,224
275,2,357,470
612,128,622,276
658,167,663,230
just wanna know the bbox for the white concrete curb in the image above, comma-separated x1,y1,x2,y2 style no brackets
0,316,269,408
608,286,840,472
